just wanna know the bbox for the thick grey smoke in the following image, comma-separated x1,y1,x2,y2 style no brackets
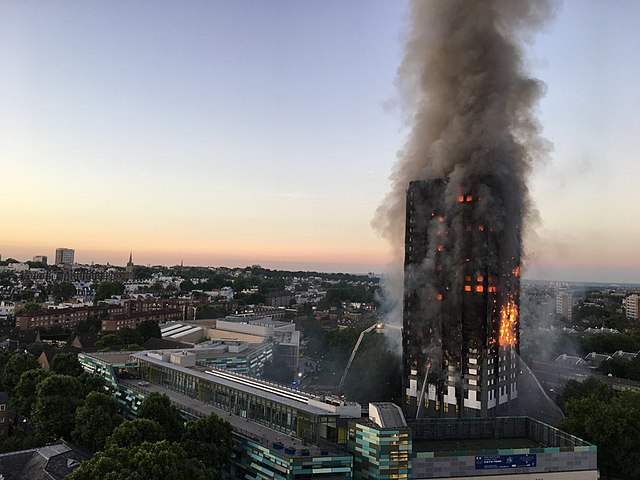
374,0,554,321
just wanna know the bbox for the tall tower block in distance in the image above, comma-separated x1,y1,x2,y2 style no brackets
402,179,520,419
55,248,75,265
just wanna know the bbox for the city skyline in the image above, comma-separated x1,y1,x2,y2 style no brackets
2,1,640,282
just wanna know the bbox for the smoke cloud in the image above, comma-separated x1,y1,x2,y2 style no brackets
374,0,555,312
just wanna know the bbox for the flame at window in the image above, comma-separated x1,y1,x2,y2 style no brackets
499,300,518,347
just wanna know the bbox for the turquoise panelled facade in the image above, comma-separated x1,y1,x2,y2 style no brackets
348,421,411,480
232,436,353,480
197,343,272,375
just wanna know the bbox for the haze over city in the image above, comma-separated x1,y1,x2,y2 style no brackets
2,0,639,282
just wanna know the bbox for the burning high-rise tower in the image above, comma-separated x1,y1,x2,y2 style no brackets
372,0,552,418
403,179,520,418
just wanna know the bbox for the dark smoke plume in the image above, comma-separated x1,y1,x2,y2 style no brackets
374,0,555,319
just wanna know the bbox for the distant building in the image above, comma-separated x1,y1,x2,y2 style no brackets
125,252,134,273
101,309,181,332
584,352,612,368
16,305,125,331
555,290,573,320
624,294,640,321
55,248,75,265
33,255,48,265
266,291,295,308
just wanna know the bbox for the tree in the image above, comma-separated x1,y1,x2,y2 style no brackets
78,371,106,396
1,353,41,391
32,374,84,438
96,334,123,350
137,320,161,342
195,305,228,320
94,281,125,302
299,317,328,356
116,327,143,346
137,392,184,442
105,419,166,449
181,413,233,475
49,282,77,303
67,441,210,480
342,334,402,404
19,302,42,313
11,368,48,417
51,353,83,377
561,391,640,479
180,279,196,292
74,317,102,334
73,392,123,452
557,377,614,412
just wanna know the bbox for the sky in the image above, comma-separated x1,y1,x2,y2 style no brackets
1,1,639,282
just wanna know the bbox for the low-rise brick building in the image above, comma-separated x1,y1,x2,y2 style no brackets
101,309,181,332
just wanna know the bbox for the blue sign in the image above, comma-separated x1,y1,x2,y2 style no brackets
475,454,537,470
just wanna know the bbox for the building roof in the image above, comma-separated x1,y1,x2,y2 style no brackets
129,351,359,417
142,337,191,350
0,442,89,480
369,402,407,429
555,354,586,367
613,350,639,361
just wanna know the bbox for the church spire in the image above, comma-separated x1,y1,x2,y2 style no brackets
126,251,134,273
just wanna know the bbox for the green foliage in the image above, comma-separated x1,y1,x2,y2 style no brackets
73,392,123,452
96,334,123,350
19,302,43,313
557,377,614,412
1,352,41,391
133,266,153,280
237,292,265,305
579,333,640,355
201,275,232,290
25,342,47,357
180,279,196,292
195,305,228,319
137,320,161,341
106,419,166,449
11,368,48,417
299,317,328,356
319,281,378,308
137,392,184,442
0,431,49,454
561,391,640,479
0,351,12,373
603,314,631,331
51,352,83,377
117,327,143,346
342,333,402,404
32,374,84,438
74,317,102,334
78,371,106,396
180,413,233,474
67,441,210,480
49,282,77,303
94,281,125,302
600,355,640,381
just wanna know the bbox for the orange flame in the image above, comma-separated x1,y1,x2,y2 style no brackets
499,301,518,347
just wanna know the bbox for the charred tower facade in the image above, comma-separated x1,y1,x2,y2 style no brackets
403,179,520,419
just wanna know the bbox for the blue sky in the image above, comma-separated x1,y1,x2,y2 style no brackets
1,1,639,282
